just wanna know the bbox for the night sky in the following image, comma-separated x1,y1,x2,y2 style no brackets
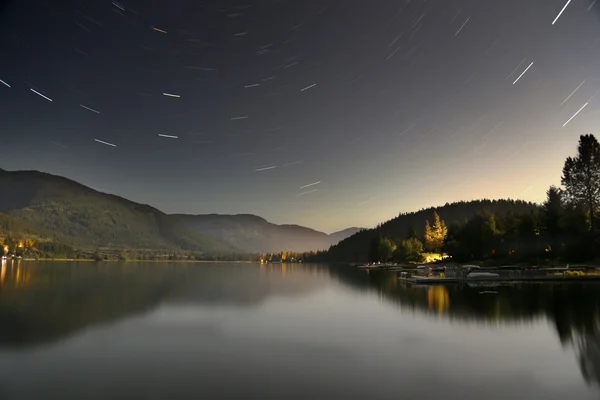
1,0,600,233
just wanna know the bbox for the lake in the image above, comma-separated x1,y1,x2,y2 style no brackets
0,260,599,399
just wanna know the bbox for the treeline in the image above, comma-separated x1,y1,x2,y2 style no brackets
311,133,600,265
258,250,327,263
321,199,537,263
105,250,258,262
1,229,324,263
445,134,600,263
1,236,259,261
309,200,539,263
1,235,89,259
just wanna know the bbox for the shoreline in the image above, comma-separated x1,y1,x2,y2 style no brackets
9,259,258,263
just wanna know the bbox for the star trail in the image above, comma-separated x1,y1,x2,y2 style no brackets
1,0,600,232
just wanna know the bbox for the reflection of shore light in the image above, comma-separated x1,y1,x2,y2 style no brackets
427,285,449,315
0,260,5,285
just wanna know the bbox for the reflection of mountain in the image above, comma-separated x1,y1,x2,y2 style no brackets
0,260,178,347
5,259,600,392
329,265,600,388
0,261,327,348
165,263,328,306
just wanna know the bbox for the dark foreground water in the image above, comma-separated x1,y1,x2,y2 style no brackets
1,261,600,399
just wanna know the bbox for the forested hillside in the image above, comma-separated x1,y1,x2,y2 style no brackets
0,169,238,254
325,199,538,262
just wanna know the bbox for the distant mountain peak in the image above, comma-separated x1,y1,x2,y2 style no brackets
330,227,363,236
174,214,359,253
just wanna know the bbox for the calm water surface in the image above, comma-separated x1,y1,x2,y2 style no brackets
0,260,599,399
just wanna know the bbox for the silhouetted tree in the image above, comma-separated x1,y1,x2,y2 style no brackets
562,134,600,233
368,236,381,262
406,225,418,240
543,186,564,257
561,204,594,262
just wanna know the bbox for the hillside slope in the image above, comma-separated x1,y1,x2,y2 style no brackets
0,169,238,253
326,199,539,262
173,214,362,253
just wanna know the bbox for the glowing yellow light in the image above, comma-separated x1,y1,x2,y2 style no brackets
427,286,449,314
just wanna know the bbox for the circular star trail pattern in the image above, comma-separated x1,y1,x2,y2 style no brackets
0,0,600,232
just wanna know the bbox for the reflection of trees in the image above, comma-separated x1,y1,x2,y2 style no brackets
329,265,600,387
0,262,328,348
577,334,600,387
330,266,600,328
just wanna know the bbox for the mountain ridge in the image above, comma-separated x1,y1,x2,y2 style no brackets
173,213,362,253
0,168,361,253
0,169,239,253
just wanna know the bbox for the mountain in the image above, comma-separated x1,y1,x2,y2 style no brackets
173,214,362,253
0,169,238,253
325,199,539,262
0,168,360,254
329,227,363,245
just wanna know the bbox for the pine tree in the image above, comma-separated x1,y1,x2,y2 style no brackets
424,220,434,251
543,186,564,257
431,211,448,252
425,211,448,252
562,134,600,233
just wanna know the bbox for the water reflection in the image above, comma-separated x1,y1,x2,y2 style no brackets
427,286,449,314
3,262,596,357
0,259,29,287
0,261,328,347
0,262,599,398
578,335,600,387
328,266,600,388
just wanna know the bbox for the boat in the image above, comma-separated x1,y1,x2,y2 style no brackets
357,262,396,269
430,265,446,273
467,272,499,278
467,282,502,288
357,263,379,269
498,265,521,270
